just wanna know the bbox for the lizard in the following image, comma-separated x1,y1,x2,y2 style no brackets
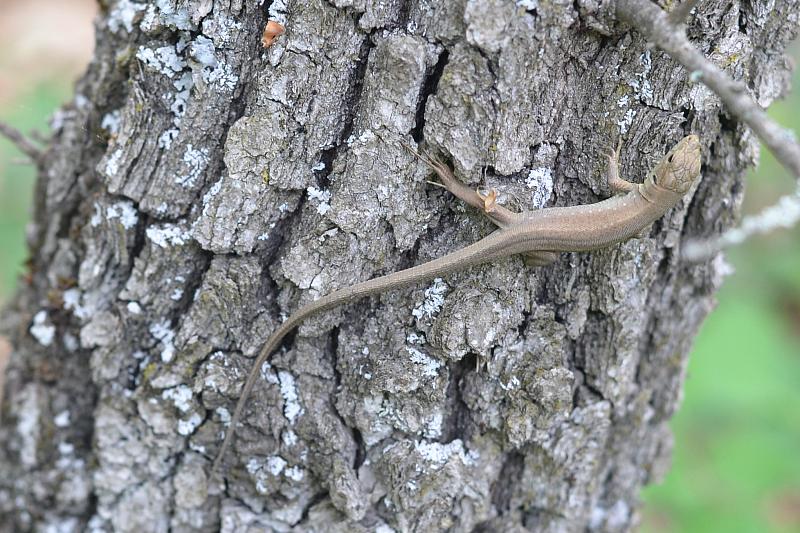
212,134,702,472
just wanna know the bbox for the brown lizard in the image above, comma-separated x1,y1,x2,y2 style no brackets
212,134,702,472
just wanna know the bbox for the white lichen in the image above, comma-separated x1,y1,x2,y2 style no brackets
266,455,288,476
149,320,176,362
260,362,280,385
215,407,231,425
282,429,298,447
405,346,442,378
16,385,40,467
62,288,89,321
414,438,477,467
190,36,217,67
630,50,654,102
617,108,637,135
162,385,193,412
58,441,75,456
104,148,124,177
63,333,79,352
153,0,192,31
424,411,443,439
516,0,538,10
499,375,521,391
525,167,553,208
54,410,71,428
268,0,290,24
154,68,194,150
278,370,304,424
186,36,239,91
108,0,146,33
175,144,209,188
146,223,192,248
177,413,203,436
106,200,139,229
284,465,305,481
199,176,224,219
171,72,193,116
411,278,448,320
101,109,122,135
307,186,332,216
30,311,55,347
158,128,180,150
136,45,186,77
201,14,243,46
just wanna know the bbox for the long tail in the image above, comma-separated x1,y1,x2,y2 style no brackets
212,229,515,471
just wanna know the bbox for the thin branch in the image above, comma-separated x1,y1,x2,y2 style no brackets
617,0,800,179
668,0,701,26
616,0,800,259
0,121,44,166
683,191,800,260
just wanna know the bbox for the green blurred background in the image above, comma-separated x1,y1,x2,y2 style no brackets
0,2,798,530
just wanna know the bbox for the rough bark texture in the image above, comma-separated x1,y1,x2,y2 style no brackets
1,0,797,531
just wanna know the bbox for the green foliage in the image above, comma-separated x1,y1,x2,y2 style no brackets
0,82,71,301
643,45,800,533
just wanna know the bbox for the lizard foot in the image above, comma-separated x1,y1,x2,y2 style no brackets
476,187,499,214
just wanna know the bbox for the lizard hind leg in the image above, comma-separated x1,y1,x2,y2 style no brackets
401,140,524,229
606,138,637,195
417,150,521,229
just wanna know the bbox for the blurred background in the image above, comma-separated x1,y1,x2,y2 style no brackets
0,1,798,530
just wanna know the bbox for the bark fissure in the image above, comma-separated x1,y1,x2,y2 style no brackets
411,49,450,142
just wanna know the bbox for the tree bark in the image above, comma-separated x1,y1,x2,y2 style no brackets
1,0,797,531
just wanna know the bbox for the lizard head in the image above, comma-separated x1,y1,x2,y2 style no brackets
652,134,702,195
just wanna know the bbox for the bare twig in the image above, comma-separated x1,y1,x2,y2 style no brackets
668,0,701,26
683,192,800,260
9,157,36,166
617,0,800,179
0,121,44,166
616,0,800,259
29,130,50,145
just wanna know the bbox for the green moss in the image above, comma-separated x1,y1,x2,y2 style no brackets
141,362,159,383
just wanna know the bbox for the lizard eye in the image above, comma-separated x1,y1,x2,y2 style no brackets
667,154,674,163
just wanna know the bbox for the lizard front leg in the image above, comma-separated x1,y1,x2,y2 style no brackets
606,138,652,238
606,138,637,194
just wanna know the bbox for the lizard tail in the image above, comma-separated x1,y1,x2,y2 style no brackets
212,229,514,472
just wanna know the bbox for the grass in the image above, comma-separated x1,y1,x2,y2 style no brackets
1,46,799,533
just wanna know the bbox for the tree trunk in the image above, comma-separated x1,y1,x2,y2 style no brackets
1,0,797,531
